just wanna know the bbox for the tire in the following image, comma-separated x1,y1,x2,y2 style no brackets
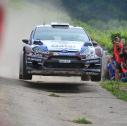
91,74,101,82
81,74,89,81
91,58,102,82
19,51,32,80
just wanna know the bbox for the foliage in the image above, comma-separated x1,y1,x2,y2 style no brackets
62,0,127,53
72,117,92,124
101,81,127,101
73,20,127,53
62,0,127,22
111,33,121,42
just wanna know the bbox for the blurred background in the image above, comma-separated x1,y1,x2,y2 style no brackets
0,0,71,78
0,0,127,78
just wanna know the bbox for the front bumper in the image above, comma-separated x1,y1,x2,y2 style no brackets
26,55,101,76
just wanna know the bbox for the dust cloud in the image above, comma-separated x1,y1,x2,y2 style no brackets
0,0,71,79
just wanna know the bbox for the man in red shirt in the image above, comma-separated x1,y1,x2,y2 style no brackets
113,36,124,80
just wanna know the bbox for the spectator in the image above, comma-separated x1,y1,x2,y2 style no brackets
120,44,127,82
107,56,115,80
113,36,124,80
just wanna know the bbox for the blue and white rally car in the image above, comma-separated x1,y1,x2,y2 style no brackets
19,23,103,81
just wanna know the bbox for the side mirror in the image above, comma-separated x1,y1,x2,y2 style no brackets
22,39,29,44
92,41,98,47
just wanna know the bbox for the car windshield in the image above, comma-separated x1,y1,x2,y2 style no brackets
34,27,90,43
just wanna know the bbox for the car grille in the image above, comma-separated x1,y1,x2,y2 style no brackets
48,56,81,60
44,62,84,68
44,56,84,69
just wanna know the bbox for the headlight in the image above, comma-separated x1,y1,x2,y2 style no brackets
32,46,49,57
80,46,91,56
32,46,48,54
80,46,95,59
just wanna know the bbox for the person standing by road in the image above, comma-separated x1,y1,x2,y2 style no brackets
107,56,115,80
120,44,127,82
113,36,124,80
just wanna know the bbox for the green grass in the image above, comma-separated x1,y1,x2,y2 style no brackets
101,81,127,101
72,117,92,124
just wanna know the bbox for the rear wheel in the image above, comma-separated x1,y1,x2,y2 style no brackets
91,74,101,82
19,51,32,80
90,59,102,82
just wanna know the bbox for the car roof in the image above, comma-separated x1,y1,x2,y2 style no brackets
35,23,83,30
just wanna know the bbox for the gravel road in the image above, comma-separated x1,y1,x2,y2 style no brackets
0,77,127,126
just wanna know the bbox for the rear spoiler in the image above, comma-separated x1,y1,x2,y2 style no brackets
51,22,70,28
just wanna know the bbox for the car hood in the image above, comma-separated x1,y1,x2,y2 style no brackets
41,40,85,52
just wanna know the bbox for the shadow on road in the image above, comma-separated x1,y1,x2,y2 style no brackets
0,77,97,93
23,81,96,93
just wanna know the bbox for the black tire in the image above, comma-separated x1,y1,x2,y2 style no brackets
91,74,101,82
81,74,89,81
19,51,32,80
91,58,102,82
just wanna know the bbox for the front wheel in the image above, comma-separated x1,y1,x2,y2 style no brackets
81,74,89,81
19,51,32,80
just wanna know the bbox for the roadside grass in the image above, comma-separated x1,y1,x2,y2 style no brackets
48,93,61,97
101,81,127,101
72,117,92,124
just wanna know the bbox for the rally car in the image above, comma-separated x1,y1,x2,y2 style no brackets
19,23,103,81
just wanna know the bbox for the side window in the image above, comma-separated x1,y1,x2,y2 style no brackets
29,30,34,45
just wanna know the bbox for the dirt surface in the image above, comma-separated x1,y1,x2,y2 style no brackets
0,77,127,126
